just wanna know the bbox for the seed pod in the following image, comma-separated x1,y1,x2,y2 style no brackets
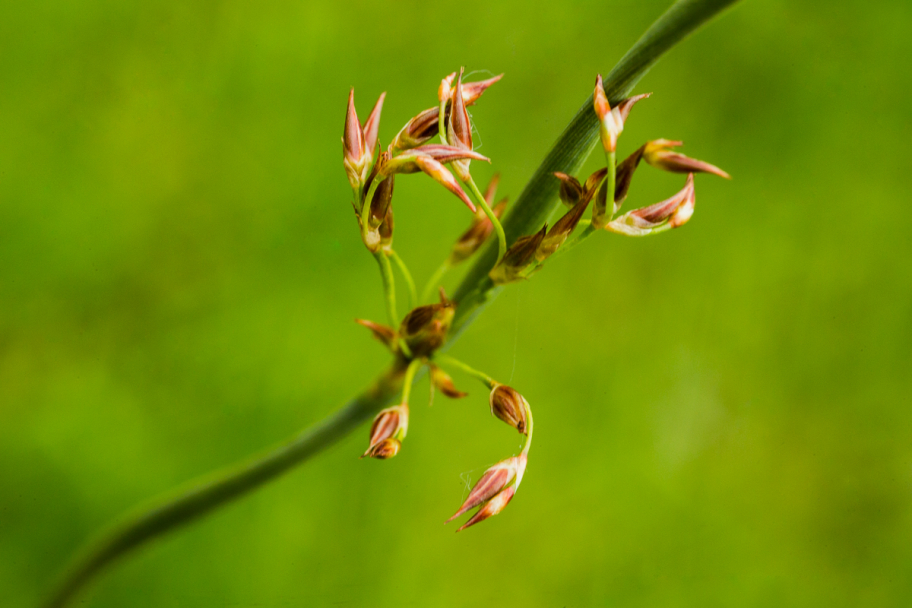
362,404,408,460
489,384,530,434
398,290,455,358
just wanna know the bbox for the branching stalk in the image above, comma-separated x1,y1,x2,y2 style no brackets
41,2,740,606
389,250,417,311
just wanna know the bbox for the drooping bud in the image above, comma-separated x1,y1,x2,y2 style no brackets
536,196,592,262
642,139,730,178
362,92,386,158
489,384,529,434
447,69,474,181
342,88,370,190
488,225,547,285
398,289,455,358
362,404,408,459
606,173,696,236
593,75,650,153
449,198,508,265
430,365,468,399
355,318,396,350
446,454,527,531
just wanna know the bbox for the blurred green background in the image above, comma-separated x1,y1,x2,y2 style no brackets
2,0,912,606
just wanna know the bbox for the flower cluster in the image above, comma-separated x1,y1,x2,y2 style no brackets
341,69,727,532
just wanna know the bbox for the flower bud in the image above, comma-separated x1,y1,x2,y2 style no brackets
398,290,455,358
613,145,646,212
489,384,529,434
447,69,474,181
606,173,696,236
362,92,386,159
642,139,730,179
536,196,591,261
449,198,508,265
593,75,650,153
362,404,408,459
355,318,396,350
446,454,527,531
430,365,468,399
390,107,440,151
342,88,369,190
488,225,547,285
554,172,584,208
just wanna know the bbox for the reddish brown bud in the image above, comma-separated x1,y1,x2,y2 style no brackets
642,139,730,179
362,92,386,157
343,88,370,190
488,225,547,285
607,173,696,236
613,146,646,212
447,68,474,181
355,318,396,350
554,172,584,208
449,197,508,264
367,152,394,229
390,107,440,151
489,384,529,434
536,196,591,261
446,454,526,531
398,291,455,358
430,365,468,399
460,73,503,106
362,404,408,459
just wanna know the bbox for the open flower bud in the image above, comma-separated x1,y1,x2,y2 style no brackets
446,454,527,531
489,384,530,434
593,74,650,153
607,173,696,236
362,404,408,459
430,365,468,399
642,139,730,178
399,290,455,358
489,225,547,285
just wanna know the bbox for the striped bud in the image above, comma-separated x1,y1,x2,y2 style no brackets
489,384,529,434
446,454,527,532
343,88,369,190
390,107,440,151
447,68,474,181
362,404,408,459
488,225,547,285
606,173,696,237
399,290,455,358
642,139,730,179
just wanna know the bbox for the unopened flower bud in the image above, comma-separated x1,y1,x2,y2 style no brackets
430,365,468,399
613,146,646,212
488,225,547,285
391,107,440,151
398,290,455,358
554,172,584,208
446,454,527,531
447,69,474,181
642,139,730,179
593,75,650,153
489,384,529,434
356,318,396,350
607,173,696,236
343,88,369,190
362,92,386,159
536,196,591,261
362,404,408,459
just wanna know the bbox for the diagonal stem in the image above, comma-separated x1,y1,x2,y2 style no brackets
40,2,740,606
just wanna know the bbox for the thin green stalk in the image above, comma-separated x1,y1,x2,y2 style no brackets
360,178,381,243
434,353,496,389
464,175,507,260
374,251,398,326
41,2,739,606
422,258,452,303
401,359,423,405
520,400,534,457
389,250,417,311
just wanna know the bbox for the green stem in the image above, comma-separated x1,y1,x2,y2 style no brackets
375,251,398,326
434,353,496,389
389,250,417,311
41,2,740,606
521,399,534,457
464,175,507,260
422,258,452,303
401,358,424,405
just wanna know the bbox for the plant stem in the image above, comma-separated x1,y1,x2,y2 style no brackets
422,258,452,303
41,2,740,606
401,358,423,405
464,175,507,260
375,251,398,326
434,353,495,389
389,250,417,311
520,400,534,458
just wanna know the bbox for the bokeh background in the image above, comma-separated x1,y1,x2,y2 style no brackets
2,0,911,606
